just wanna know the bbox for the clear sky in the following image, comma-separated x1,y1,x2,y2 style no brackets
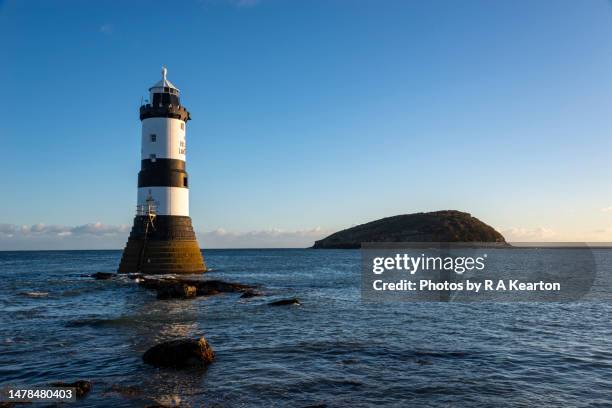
2,0,612,249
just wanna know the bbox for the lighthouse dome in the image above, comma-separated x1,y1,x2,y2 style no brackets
149,66,180,95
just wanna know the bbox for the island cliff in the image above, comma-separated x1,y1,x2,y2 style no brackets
312,210,506,249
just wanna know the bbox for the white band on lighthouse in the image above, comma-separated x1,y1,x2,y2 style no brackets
141,117,186,161
138,187,189,216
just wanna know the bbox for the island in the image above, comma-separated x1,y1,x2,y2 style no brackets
312,210,506,249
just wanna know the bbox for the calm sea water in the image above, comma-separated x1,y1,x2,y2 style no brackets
1,249,612,407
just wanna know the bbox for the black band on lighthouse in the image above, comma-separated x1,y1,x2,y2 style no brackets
138,159,188,188
140,103,191,121
141,158,185,171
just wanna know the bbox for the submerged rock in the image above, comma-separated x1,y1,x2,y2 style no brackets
143,337,215,368
148,394,182,407
156,283,197,300
51,380,92,398
106,384,142,398
240,289,263,299
92,272,114,280
269,298,300,306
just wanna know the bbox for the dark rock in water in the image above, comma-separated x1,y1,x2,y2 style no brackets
156,283,197,300
139,277,255,299
92,272,114,280
190,279,253,296
143,337,215,368
51,380,92,398
269,298,300,306
312,210,507,249
240,289,263,298
138,277,167,290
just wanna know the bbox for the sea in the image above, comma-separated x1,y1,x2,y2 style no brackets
1,249,612,407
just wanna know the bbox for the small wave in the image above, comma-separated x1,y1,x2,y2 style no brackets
60,285,111,297
13,307,46,318
413,350,469,358
19,291,48,298
65,316,135,328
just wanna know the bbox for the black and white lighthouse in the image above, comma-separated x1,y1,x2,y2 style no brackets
118,67,206,274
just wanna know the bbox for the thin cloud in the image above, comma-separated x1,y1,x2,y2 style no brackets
600,206,612,213
501,227,557,241
198,0,261,8
0,222,129,239
232,0,260,7
0,222,130,250
198,227,329,248
99,24,114,35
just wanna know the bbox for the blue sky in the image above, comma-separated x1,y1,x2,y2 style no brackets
2,0,612,249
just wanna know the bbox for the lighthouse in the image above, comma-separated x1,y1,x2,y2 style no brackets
118,67,206,274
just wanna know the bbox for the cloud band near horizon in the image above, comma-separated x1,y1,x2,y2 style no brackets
0,222,330,250
1,222,610,250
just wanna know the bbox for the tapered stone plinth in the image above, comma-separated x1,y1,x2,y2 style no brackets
118,215,206,274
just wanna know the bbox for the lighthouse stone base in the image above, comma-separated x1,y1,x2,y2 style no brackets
118,215,206,274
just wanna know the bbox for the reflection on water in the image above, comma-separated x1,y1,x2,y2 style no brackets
1,249,612,407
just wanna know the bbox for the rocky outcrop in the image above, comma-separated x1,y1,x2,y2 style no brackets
139,277,255,299
156,283,197,299
142,337,215,368
312,210,507,249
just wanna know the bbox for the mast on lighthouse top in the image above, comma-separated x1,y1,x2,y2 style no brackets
141,66,190,122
